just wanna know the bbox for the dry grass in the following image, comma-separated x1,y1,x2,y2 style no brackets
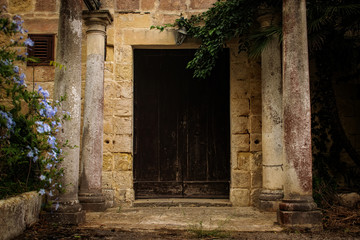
322,205,360,232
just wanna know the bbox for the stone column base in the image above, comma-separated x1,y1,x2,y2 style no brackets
277,199,322,229
41,201,85,225
79,193,107,212
259,189,283,212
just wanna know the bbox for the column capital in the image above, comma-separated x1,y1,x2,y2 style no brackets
83,10,113,27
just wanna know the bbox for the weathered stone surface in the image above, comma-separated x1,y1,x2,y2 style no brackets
114,117,132,135
114,153,132,171
338,192,360,208
250,152,262,171
115,46,132,64
103,153,114,171
232,116,248,134
231,98,250,116
103,135,114,152
250,115,261,133
103,189,114,208
231,134,250,152
250,79,262,98
231,79,250,99
159,0,186,11
141,0,156,11
250,134,262,151
9,0,33,13
190,0,216,9
35,0,56,12
251,188,262,207
101,0,115,8
237,152,251,171
113,171,133,189
230,189,250,207
122,29,175,45
102,171,113,188
115,64,133,81
119,81,133,98
116,0,139,11
113,134,132,152
104,98,132,117
250,97,261,115
23,19,58,33
103,117,114,134
106,46,114,61
24,66,55,83
104,82,120,99
278,0,321,227
0,0,7,9
231,62,250,80
278,210,322,228
0,192,42,240
251,170,262,188
117,14,151,28
232,171,251,188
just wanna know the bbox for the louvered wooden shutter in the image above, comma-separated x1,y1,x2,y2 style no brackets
27,34,55,66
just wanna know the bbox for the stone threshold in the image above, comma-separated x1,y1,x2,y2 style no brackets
133,198,232,207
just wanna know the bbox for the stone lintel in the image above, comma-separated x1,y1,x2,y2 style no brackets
83,10,113,27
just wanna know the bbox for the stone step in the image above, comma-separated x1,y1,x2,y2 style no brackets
133,198,232,207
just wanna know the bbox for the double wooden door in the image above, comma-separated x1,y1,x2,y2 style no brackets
134,49,230,198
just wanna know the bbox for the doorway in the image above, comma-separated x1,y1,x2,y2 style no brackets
134,49,230,198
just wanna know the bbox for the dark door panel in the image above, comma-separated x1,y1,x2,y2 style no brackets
134,49,230,198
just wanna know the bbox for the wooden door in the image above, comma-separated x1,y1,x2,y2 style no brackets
134,49,230,198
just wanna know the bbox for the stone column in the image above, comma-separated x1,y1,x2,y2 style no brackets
78,10,113,211
257,12,284,212
278,0,322,227
47,0,85,224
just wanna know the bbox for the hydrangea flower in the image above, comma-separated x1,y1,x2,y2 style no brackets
39,189,46,195
39,175,46,181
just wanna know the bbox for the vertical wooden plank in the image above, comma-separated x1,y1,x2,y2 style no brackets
134,50,160,182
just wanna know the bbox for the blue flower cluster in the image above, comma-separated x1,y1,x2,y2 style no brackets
0,110,15,131
0,12,65,207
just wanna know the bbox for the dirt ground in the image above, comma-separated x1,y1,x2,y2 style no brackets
15,204,360,240
16,220,360,240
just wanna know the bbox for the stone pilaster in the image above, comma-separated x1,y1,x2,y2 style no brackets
79,10,113,212
257,12,284,212
45,0,85,224
278,0,322,228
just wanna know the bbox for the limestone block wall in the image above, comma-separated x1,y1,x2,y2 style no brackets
2,0,59,97
8,0,263,207
229,47,262,206
100,0,263,206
